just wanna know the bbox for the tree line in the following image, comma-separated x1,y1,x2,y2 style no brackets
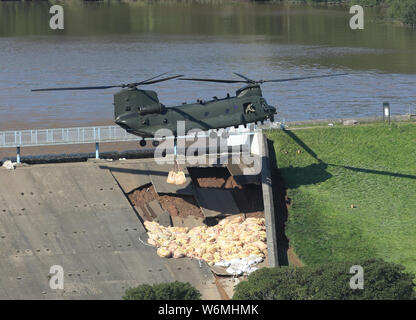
275,0,416,26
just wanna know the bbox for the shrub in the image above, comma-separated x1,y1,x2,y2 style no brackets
123,284,156,300
387,0,416,25
123,281,201,300
348,0,386,6
233,259,415,300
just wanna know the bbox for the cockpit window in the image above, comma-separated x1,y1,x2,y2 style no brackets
243,102,255,114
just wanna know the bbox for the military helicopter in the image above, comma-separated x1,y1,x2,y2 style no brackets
32,72,347,146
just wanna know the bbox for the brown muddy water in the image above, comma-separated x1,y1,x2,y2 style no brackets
1,1,416,130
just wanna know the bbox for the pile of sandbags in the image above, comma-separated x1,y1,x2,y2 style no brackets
144,216,267,266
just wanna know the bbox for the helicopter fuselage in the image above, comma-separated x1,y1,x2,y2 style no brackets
114,84,276,138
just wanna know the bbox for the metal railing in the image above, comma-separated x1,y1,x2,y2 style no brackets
0,126,141,148
0,124,270,163
0,123,274,149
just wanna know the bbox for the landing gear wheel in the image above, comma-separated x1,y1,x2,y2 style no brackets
209,131,218,139
221,131,230,139
139,139,146,147
152,140,160,147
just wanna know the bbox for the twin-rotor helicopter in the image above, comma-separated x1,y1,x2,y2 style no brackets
32,72,347,146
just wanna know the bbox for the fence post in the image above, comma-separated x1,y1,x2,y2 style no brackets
95,142,99,159
16,146,21,164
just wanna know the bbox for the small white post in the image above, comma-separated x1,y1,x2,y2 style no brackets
95,142,99,159
16,146,21,164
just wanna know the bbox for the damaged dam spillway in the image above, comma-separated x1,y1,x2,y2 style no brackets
0,132,278,299
0,161,221,299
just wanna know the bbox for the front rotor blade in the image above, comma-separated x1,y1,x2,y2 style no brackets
141,74,184,85
178,77,247,84
31,85,122,92
134,72,171,86
233,72,254,83
262,73,348,83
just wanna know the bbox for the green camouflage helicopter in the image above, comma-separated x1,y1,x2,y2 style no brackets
32,72,346,146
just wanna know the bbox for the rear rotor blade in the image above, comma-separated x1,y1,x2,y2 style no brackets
178,77,247,84
262,73,348,83
31,85,123,92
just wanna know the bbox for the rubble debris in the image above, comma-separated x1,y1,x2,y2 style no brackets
128,185,204,221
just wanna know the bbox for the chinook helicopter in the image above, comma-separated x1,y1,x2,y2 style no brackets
32,72,347,146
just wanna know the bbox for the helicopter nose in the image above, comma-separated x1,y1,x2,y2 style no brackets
269,106,277,114
115,118,131,131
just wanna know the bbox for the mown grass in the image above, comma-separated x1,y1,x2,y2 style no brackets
266,122,416,275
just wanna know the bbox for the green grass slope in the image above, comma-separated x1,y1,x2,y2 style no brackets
267,123,416,274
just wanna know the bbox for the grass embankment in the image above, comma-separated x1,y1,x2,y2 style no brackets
267,122,416,275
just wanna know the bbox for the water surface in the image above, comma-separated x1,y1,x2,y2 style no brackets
0,2,415,129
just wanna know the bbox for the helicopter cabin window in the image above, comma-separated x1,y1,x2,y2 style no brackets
243,103,255,114
225,108,230,114
204,112,209,117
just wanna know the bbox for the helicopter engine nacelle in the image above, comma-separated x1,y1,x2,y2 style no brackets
114,88,161,119
139,103,165,115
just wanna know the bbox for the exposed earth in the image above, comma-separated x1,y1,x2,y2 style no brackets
128,166,264,223
128,184,204,220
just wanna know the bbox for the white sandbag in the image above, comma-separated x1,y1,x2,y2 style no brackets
2,160,15,170
214,260,231,268
226,265,243,276
222,255,264,275
242,255,263,266
174,171,187,185
166,170,176,184
157,247,171,258
246,267,258,274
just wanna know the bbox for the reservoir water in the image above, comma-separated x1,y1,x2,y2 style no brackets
0,1,415,130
